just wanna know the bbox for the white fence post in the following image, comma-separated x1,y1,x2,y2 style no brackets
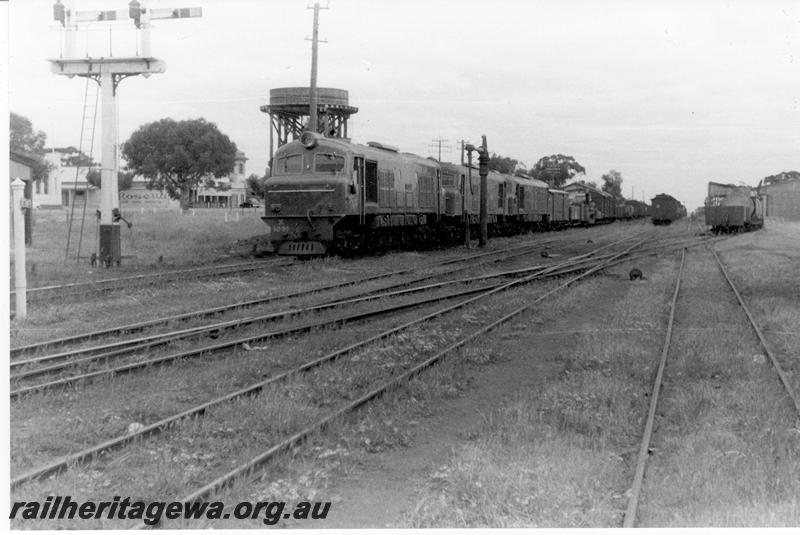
11,178,27,319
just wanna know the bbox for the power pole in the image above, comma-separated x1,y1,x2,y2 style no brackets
306,2,328,134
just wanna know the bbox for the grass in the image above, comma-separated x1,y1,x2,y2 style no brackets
402,229,800,528
11,220,682,528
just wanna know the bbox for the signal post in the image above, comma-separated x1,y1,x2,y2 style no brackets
48,1,200,265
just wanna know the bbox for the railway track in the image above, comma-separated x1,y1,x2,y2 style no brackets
9,232,713,397
10,236,565,356
622,245,800,527
9,258,292,303
10,233,653,491
9,235,638,396
154,234,658,526
12,227,701,359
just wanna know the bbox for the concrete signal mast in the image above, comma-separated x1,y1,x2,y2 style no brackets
49,0,201,267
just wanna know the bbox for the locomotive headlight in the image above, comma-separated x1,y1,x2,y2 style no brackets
300,131,320,149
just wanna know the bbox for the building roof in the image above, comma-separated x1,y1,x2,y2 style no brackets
563,181,612,197
9,148,39,169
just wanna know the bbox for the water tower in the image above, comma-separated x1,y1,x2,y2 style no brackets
260,87,358,163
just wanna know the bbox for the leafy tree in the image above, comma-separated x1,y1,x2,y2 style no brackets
245,172,269,198
577,179,599,189
121,118,238,209
601,169,624,198
10,112,53,183
86,169,134,191
10,112,47,153
530,154,586,187
62,151,96,167
488,153,519,175
763,170,800,185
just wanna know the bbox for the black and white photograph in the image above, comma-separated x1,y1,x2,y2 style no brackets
4,0,800,529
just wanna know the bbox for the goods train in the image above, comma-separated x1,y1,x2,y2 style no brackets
262,133,647,255
704,181,763,233
650,193,686,225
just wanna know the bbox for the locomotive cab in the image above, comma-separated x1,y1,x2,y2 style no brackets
263,134,352,255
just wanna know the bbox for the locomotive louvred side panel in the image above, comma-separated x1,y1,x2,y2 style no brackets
417,170,437,209
378,169,395,208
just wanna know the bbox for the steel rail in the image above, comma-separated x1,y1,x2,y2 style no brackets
11,233,702,382
163,236,654,518
10,259,287,301
709,247,800,416
9,282,502,397
10,241,558,368
10,235,645,488
11,237,558,356
11,241,607,376
623,248,686,528
11,234,640,386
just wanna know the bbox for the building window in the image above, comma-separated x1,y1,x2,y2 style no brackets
238,163,244,174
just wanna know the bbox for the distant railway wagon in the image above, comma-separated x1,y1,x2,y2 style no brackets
625,199,650,219
651,193,685,225
704,181,763,233
562,182,616,225
548,189,570,228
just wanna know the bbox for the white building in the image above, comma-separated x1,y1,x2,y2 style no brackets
191,151,249,208
37,148,100,209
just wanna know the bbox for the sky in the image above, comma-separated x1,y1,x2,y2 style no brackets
5,0,800,210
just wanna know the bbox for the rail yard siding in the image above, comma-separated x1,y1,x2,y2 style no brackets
762,179,800,220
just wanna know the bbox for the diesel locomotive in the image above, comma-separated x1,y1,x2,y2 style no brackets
261,132,645,255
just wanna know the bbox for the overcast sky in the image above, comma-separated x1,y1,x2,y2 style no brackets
7,0,800,209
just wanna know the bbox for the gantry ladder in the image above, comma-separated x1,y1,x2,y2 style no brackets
64,77,100,261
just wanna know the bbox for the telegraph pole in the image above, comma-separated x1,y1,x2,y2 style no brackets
429,137,450,161
307,2,328,133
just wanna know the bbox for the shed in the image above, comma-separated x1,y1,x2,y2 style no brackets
761,178,800,220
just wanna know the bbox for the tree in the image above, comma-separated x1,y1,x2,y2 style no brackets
10,112,52,183
121,118,238,209
86,169,134,191
488,153,519,175
530,154,586,187
245,172,269,199
601,169,624,198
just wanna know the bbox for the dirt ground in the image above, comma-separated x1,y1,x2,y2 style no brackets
315,260,652,528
